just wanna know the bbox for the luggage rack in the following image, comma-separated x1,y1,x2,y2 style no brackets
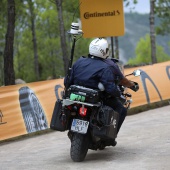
63,98,101,107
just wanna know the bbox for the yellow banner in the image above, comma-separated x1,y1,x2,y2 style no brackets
79,0,125,38
0,79,64,141
0,61,170,141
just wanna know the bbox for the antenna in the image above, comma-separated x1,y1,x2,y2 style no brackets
72,2,82,23
64,3,83,98
67,2,83,35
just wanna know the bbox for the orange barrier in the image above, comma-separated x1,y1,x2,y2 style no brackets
0,79,64,141
125,61,170,107
0,61,170,141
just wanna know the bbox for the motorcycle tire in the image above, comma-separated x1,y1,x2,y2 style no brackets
70,132,89,162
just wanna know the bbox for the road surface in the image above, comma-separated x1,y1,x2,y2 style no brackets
1,105,170,170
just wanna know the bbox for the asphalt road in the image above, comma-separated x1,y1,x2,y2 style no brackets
1,105,170,170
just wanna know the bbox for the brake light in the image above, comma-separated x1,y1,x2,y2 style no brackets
67,105,72,110
79,106,87,117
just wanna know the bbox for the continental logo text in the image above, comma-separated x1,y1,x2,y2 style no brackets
84,10,120,19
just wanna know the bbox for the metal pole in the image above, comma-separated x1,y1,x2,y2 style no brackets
111,37,115,58
115,37,119,59
64,35,77,97
69,36,76,70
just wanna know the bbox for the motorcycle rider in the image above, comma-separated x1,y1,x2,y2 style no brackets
64,38,138,146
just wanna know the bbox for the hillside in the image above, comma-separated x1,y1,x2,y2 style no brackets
118,13,170,64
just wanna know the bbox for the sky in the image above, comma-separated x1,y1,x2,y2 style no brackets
124,0,150,14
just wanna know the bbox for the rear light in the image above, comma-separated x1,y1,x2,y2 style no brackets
79,106,87,117
67,105,72,110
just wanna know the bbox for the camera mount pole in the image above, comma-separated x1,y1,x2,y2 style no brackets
64,23,83,99
65,35,76,92
68,35,76,75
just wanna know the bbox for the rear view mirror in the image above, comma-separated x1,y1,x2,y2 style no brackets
133,70,141,77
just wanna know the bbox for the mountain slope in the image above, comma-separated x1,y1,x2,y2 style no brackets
118,13,170,64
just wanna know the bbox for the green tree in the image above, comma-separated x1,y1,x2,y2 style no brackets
14,1,62,82
5,0,130,84
155,0,170,35
128,34,170,65
14,28,35,82
27,0,40,80
36,1,63,79
52,0,69,76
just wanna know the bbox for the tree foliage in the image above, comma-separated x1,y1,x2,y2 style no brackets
124,0,138,8
155,0,170,35
128,34,170,65
1,0,170,86
0,0,90,85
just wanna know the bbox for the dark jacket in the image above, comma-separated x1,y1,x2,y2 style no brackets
103,59,124,80
64,56,123,97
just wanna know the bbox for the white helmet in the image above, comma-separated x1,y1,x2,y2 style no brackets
89,38,109,59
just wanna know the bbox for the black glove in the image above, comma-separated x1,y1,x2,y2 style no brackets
129,82,139,92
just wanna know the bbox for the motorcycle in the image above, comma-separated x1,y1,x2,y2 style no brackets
50,23,140,162
50,69,140,162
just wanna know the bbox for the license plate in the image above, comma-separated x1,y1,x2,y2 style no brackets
71,119,89,134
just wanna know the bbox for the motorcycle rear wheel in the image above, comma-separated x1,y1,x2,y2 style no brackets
70,132,89,162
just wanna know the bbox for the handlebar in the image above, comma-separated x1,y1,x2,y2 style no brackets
129,82,139,92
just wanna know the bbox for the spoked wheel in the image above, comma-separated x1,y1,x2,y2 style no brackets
70,132,90,162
